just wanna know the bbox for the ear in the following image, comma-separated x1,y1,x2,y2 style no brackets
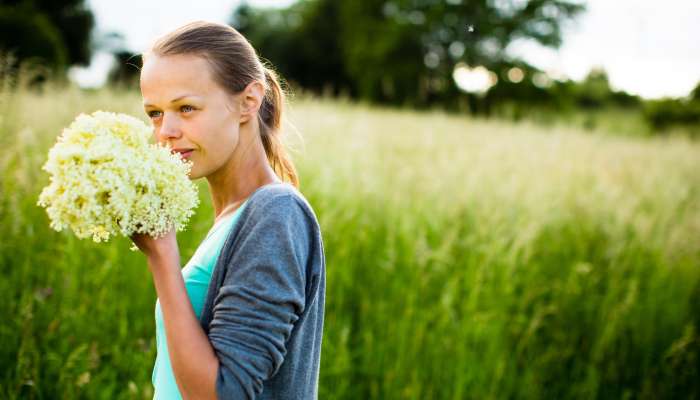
238,80,265,124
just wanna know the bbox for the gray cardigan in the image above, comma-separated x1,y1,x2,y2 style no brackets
198,182,326,399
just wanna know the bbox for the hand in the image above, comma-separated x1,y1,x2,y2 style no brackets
130,226,180,264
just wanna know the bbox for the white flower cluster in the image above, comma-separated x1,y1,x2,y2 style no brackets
37,111,200,250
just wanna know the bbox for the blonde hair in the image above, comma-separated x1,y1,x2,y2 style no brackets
143,20,299,188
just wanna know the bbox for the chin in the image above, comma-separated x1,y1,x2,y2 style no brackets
186,167,201,180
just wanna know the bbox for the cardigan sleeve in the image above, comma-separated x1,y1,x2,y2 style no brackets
207,193,311,400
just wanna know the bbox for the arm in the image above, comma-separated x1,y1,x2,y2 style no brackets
208,194,311,399
132,229,219,399
148,252,219,400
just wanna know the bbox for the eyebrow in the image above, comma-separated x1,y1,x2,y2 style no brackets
143,94,199,108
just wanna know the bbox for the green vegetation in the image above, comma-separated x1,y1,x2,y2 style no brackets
231,0,584,107
1,68,699,399
643,83,700,135
0,0,94,72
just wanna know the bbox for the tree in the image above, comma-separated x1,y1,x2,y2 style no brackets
0,5,68,69
231,0,585,110
232,1,355,97
0,0,94,72
338,0,585,108
100,32,141,87
574,67,612,109
691,81,700,102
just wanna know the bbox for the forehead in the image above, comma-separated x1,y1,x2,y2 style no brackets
140,54,220,101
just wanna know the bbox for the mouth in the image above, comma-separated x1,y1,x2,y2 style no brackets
171,149,194,159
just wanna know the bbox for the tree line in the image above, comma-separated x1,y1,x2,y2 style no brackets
1,0,698,135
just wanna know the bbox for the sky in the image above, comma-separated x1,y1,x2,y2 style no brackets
69,0,700,99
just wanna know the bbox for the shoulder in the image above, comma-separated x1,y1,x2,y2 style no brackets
223,182,323,259
219,181,325,283
243,182,321,233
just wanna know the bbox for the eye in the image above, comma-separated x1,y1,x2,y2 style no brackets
147,110,162,119
180,105,195,113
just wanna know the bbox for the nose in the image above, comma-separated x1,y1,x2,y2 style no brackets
157,112,182,142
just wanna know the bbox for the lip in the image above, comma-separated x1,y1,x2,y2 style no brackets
171,148,194,159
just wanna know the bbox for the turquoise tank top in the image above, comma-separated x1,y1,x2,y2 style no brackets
152,200,248,399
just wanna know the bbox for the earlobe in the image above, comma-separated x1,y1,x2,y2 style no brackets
239,99,255,124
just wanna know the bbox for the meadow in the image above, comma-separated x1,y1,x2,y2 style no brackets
1,71,699,399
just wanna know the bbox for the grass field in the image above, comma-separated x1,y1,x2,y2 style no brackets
1,75,699,399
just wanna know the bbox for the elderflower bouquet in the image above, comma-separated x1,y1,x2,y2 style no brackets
37,110,200,251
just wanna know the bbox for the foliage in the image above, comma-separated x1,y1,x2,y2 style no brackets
106,50,142,87
232,1,354,97
644,98,700,134
691,81,700,102
0,5,68,70
231,0,585,108
2,65,699,399
0,0,94,72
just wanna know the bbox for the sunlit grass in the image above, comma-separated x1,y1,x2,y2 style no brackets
1,69,699,399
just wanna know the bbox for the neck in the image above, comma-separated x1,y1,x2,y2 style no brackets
205,133,281,221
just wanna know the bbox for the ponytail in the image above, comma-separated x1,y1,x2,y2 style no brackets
259,66,299,189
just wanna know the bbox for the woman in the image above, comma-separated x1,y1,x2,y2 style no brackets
130,20,326,400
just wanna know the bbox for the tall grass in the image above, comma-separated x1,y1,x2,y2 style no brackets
1,65,699,399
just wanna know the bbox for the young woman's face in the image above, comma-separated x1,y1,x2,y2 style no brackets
140,53,241,179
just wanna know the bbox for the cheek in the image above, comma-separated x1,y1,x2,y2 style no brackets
197,116,239,156
214,115,240,144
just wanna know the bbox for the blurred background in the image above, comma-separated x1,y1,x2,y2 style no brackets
1,0,699,399
3,0,700,135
